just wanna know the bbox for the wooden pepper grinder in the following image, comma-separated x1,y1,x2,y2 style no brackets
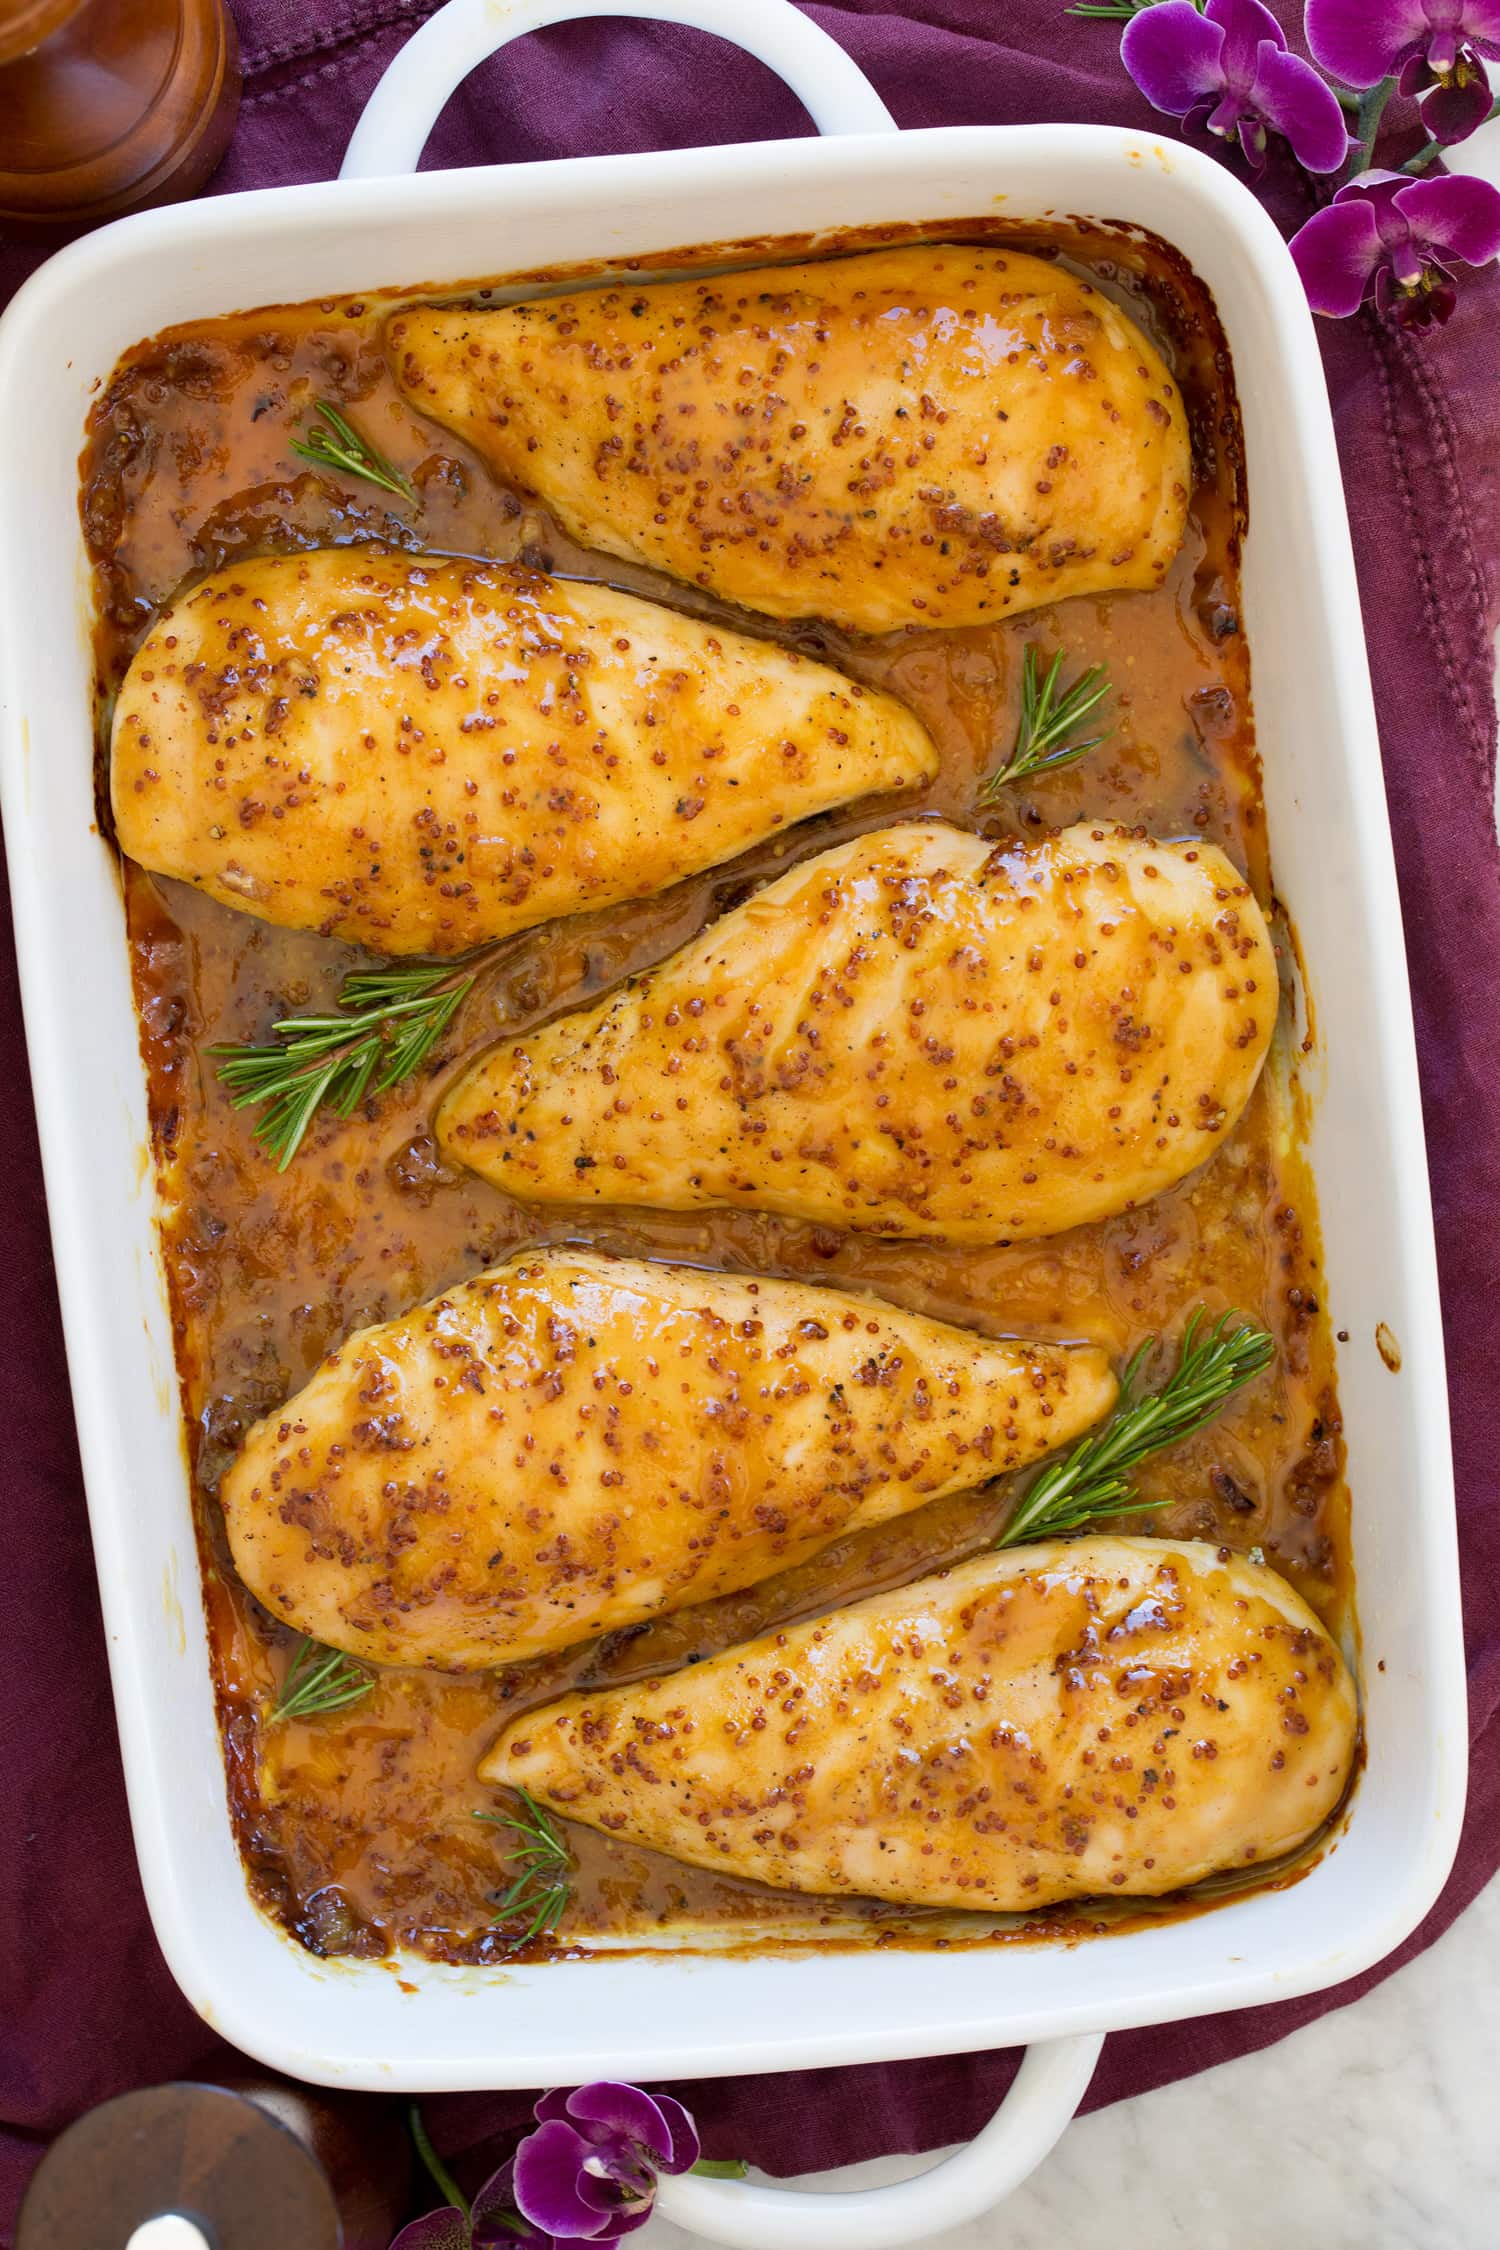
0,0,240,235
15,2078,413,2249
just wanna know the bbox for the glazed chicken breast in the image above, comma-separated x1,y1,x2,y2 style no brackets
485,1538,1358,1910
388,245,1191,637
438,821,1277,1244
110,547,935,955
221,1248,1115,1670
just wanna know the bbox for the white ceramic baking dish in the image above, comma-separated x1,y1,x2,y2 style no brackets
0,1,1469,2241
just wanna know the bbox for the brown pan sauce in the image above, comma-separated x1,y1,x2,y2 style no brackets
83,218,1350,1964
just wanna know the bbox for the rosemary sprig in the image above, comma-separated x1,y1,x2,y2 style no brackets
209,960,474,1169
476,1787,573,1953
979,643,1114,800
289,399,415,501
270,1636,373,1723
999,1309,1276,1547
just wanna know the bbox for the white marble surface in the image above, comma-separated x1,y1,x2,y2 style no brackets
645,97,1500,2250
644,1868,1500,2250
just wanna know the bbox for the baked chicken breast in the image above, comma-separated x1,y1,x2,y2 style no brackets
110,547,935,954
221,1248,1115,1669
485,1538,1358,1909
438,821,1277,1244
387,244,1191,636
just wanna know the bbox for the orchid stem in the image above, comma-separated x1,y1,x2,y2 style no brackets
1349,78,1394,177
409,2105,472,2221
1329,84,1363,116
1401,95,1500,173
691,2158,751,2179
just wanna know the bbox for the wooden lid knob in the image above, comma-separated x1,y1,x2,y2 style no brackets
16,2081,410,2250
0,0,241,230
0,0,81,68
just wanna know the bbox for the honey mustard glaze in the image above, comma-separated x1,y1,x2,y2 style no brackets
84,220,1352,1964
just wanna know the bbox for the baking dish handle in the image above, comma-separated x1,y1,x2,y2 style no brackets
340,0,898,181
652,2030,1104,2250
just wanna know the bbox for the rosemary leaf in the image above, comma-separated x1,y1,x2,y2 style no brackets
979,643,1114,800
476,1788,573,1953
270,1636,373,1723
289,399,415,501
209,960,474,1169
998,1309,1276,1548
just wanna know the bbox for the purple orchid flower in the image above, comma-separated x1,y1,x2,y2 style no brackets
1122,0,1352,173
391,2141,559,2249
1290,166,1500,324
392,2085,712,2250
389,2212,473,2250
1306,0,1500,145
511,2082,701,2243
